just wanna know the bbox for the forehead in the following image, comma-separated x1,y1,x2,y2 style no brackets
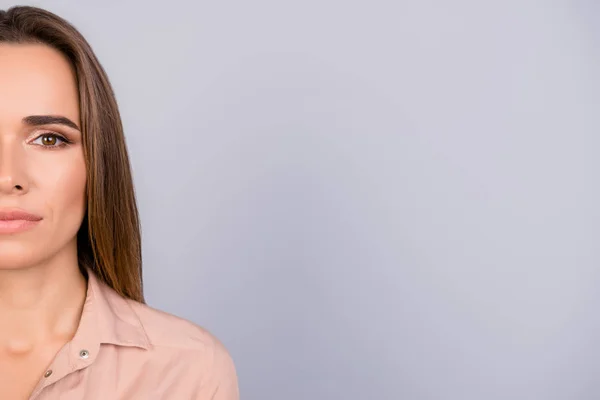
0,43,79,127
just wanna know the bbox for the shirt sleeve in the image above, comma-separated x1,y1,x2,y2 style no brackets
197,338,240,400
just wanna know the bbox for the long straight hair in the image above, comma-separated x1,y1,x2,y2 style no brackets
0,6,144,303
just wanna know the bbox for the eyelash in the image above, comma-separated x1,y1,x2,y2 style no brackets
31,132,73,149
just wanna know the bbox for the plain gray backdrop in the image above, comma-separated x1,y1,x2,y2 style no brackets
2,1,599,399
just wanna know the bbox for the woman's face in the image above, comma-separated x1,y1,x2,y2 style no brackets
0,43,86,270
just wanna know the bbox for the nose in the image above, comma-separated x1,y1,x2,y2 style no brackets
0,136,28,195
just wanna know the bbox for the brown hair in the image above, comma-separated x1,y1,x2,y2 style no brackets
0,6,144,303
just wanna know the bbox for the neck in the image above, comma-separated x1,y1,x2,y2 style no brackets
0,244,87,354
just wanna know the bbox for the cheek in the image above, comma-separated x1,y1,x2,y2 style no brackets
39,152,87,231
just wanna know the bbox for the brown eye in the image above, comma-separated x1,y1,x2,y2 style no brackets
42,135,57,146
32,133,68,148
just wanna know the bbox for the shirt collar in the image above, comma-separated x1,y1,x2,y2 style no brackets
75,267,151,353
32,268,151,397
31,267,151,394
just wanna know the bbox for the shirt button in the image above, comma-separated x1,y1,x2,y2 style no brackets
44,370,53,378
79,349,90,359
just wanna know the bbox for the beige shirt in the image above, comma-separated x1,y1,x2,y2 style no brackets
28,268,239,400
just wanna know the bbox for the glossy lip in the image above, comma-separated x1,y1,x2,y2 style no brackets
0,209,43,234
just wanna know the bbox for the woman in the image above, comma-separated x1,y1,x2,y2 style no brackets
0,6,238,400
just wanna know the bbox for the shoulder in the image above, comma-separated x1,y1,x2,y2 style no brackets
128,299,223,352
125,300,239,399
88,269,239,398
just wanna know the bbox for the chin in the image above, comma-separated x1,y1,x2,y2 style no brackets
0,242,47,270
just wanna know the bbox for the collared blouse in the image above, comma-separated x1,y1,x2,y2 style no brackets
28,268,239,399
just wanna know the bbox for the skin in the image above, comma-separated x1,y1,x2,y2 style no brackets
0,43,88,399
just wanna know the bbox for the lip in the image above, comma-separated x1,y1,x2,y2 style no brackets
0,209,43,234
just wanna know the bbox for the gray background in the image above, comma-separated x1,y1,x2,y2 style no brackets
2,0,599,399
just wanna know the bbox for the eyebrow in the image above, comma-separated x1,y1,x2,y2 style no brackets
22,115,80,131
